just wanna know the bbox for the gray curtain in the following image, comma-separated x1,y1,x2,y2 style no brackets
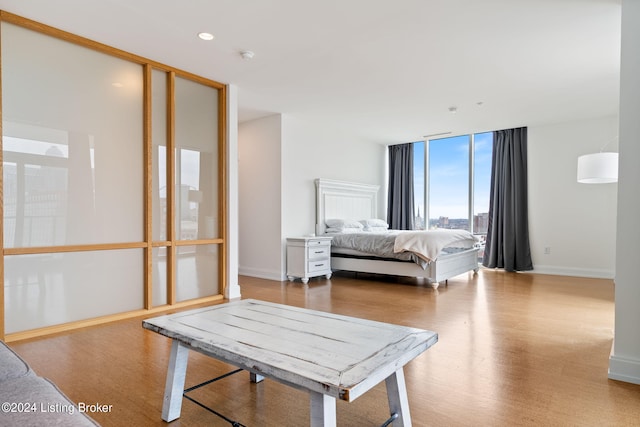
483,127,533,271
387,143,415,230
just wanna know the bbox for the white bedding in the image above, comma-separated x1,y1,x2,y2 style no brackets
393,229,478,262
329,229,478,267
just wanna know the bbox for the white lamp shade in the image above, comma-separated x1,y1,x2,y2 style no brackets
577,152,618,184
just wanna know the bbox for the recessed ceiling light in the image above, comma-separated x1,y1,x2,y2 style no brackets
112,82,124,88
198,32,215,41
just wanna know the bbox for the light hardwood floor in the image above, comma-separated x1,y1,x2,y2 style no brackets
8,269,640,426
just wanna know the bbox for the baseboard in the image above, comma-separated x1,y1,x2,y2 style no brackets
609,354,640,385
238,266,285,281
240,264,612,281
529,265,614,279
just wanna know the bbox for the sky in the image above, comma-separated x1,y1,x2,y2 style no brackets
413,132,492,220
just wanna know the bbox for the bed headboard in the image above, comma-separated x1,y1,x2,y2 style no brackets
315,179,381,235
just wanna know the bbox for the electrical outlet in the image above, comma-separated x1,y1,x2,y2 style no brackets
544,247,551,255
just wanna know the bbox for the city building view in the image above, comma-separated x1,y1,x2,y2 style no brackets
414,211,489,235
413,209,489,263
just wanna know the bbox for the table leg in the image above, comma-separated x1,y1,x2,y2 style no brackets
161,340,189,422
309,391,336,427
385,368,412,427
250,372,264,383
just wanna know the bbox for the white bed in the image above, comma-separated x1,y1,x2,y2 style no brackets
315,178,479,289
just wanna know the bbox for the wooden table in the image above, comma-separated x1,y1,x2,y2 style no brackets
142,299,438,426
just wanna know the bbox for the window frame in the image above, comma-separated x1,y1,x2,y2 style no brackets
416,132,491,235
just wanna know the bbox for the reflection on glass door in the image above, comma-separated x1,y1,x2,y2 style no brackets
3,137,70,247
178,148,201,240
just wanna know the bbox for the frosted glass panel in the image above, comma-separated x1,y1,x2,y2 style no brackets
176,244,219,302
152,247,168,306
2,23,143,247
174,77,219,240
4,249,144,334
152,70,168,242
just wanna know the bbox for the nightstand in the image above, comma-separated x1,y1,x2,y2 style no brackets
286,236,332,284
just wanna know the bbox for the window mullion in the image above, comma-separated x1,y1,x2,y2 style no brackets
424,139,430,230
469,134,475,234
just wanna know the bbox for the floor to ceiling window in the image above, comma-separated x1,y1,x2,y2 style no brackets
472,132,493,237
413,132,493,244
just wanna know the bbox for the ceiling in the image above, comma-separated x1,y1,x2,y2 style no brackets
0,0,621,144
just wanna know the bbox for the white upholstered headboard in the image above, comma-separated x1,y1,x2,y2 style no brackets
315,179,381,235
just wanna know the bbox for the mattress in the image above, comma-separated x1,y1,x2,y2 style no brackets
329,230,478,269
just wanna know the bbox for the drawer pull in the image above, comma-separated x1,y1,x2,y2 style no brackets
314,250,323,254
314,264,324,267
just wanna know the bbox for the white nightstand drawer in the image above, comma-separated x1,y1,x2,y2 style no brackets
308,259,330,273
286,236,332,284
307,239,330,247
307,246,330,259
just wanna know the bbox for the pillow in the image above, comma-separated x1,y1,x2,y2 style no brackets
359,219,389,230
325,227,363,234
363,226,388,233
325,219,363,229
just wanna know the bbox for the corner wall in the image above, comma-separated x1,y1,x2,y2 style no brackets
238,114,386,281
528,116,618,278
225,84,241,298
609,0,640,385
238,114,284,280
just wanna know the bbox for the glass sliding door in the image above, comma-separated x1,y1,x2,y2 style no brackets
2,23,144,248
152,69,169,243
173,76,221,302
151,69,169,306
0,13,226,339
1,22,145,333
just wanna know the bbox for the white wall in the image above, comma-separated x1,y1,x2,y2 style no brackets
225,84,241,299
528,116,618,278
281,115,386,238
238,114,283,280
609,0,640,385
238,114,386,280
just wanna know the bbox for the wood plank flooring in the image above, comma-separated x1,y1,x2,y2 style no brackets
7,269,640,426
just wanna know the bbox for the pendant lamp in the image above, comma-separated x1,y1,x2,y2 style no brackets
577,152,618,184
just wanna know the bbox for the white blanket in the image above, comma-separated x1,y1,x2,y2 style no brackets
393,229,478,262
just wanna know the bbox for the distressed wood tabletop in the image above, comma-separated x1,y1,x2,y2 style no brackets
143,299,437,402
